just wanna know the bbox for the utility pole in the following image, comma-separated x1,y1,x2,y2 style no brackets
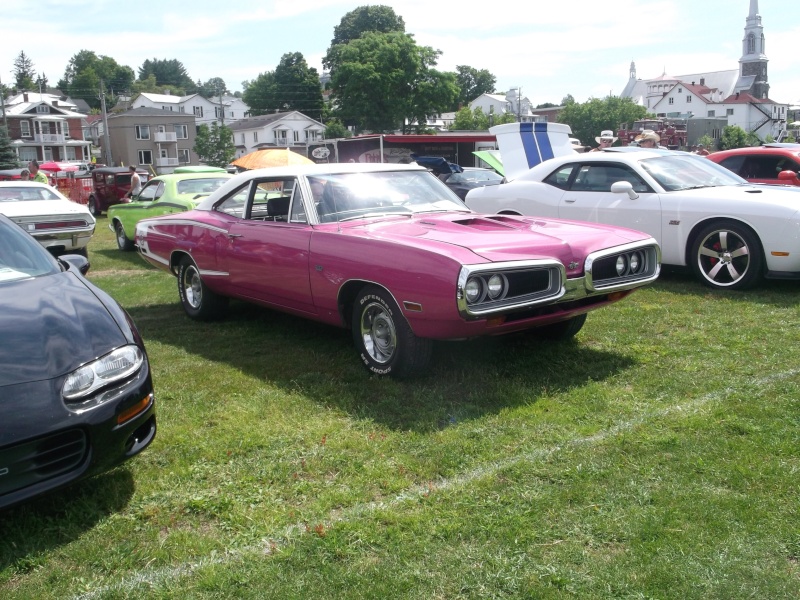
217,85,224,126
99,80,113,166
0,74,7,129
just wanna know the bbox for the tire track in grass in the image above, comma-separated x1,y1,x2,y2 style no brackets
72,368,799,600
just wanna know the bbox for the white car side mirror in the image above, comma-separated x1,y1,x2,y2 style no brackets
610,180,639,200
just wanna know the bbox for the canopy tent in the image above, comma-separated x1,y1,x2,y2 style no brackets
38,161,79,172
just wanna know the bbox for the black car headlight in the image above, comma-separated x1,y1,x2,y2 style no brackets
63,345,144,402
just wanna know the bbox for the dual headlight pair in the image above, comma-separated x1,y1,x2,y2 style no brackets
464,273,508,304
615,251,645,277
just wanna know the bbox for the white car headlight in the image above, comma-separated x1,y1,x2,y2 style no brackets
63,345,144,401
465,277,483,303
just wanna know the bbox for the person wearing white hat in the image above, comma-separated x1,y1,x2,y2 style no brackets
591,130,618,152
634,130,661,149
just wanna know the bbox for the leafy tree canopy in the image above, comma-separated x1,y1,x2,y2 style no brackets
324,118,351,139
536,102,557,109
557,96,648,148
138,58,194,94
57,50,135,109
453,65,496,109
330,31,458,134
194,123,235,167
324,5,405,71
449,106,516,131
720,125,749,149
244,53,324,121
195,77,229,99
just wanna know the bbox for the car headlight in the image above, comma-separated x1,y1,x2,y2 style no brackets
63,345,144,401
487,274,506,299
465,277,484,303
615,255,627,276
629,251,642,273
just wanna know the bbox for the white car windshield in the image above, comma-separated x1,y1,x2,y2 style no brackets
640,155,747,191
0,187,63,202
310,170,470,223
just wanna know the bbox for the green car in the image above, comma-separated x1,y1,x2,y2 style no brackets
108,172,232,251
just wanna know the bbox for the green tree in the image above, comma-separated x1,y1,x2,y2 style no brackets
330,31,457,133
536,102,557,109
131,74,162,95
561,94,575,105
324,118,351,139
58,50,135,109
273,53,324,121
696,134,716,150
453,65,496,109
243,71,277,116
557,96,648,148
324,4,405,71
720,125,748,149
193,123,235,167
745,131,762,146
137,58,194,94
0,127,19,169
199,77,229,99
13,51,36,91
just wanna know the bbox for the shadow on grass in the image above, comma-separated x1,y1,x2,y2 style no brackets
0,469,134,575
128,300,637,432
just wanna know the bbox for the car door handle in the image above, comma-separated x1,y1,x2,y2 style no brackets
564,197,577,203
228,233,242,238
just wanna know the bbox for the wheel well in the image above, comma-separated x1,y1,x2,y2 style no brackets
169,251,193,276
684,218,763,265
338,280,391,329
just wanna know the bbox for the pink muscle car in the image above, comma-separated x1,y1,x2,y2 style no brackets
136,163,661,377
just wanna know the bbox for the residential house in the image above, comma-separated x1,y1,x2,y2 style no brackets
209,95,249,125
131,92,249,127
2,92,92,164
469,89,543,124
105,107,199,174
228,112,325,158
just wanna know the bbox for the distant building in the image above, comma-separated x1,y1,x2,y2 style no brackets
228,112,325,158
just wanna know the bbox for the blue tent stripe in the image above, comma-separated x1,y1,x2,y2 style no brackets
534,122,555,161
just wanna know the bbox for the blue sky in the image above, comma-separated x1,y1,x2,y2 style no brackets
2,0,798,107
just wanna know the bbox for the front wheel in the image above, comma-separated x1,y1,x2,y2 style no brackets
352,286,432,377
690,220,762,290
88,196,101,216
115,221,135,251
177,257,228,320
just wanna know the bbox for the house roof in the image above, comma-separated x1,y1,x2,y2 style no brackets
720,91,773,104
227,111,323,131
108,106,196,119
137,92,198,104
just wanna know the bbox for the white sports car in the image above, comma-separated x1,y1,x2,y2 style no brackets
0,182,96,255
466,147,800,290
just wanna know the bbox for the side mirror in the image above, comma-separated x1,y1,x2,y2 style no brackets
777,170,799,183
60,254,90,276
610,180,639,200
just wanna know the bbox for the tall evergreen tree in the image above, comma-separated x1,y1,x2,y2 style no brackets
13,51,36,91
0,127,20,169
137,58,194,94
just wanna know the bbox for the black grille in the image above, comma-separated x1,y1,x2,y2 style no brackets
0,429,88,497
591,246,659,287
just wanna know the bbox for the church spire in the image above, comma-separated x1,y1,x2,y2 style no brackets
739,0,769,98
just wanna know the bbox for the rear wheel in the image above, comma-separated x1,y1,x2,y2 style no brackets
115,221,135,251
88,196,101,216
535,313,587,340
352,286,432,377
690,220,762,290
177,257,228,320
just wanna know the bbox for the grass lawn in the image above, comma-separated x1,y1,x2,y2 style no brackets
1,217,799,599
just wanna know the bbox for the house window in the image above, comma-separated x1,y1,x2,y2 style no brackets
241,134,245,144
293,131,300,143
215,107,223,119
194,106,203,118
668,98,674,105
63,123,71,139
686,96,692,103
162,105,173,111
727,108,734,116
20,121,30,137
708,110,715,117
19,148,37,161
138,150,153,165
677,88,682,94
179,106,185,113
747,33,755,53
253,132,258,143
174,124,188,139
36,105,50,114
307,130,319,142
275,130,288,145
135,125,151,140
178,149,190,163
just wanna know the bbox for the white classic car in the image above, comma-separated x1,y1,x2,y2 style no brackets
466,144,800,290
0,182,96,255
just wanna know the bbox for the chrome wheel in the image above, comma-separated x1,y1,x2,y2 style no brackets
359,301,397,364
181,264,203,309
693,221,761,290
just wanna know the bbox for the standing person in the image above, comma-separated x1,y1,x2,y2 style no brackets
19,169,30,180
634,130,661,149
695,144,710,156
28,160,49,184
126,165,142,198
591,130,618,152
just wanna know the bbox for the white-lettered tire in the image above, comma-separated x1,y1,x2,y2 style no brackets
352,286,432,377
115,221,135,251
177,257,228,320
690,220,762,290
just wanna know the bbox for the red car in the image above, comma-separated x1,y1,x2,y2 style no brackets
706,143,800,186
135,163,661,377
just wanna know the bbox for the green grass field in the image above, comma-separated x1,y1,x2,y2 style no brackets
2,217,799,599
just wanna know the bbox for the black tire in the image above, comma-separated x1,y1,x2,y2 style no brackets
535,313,587,340
690,220,763,290
115,221,135,251
88,196,101,216
352,286,432,377
177,257,228,320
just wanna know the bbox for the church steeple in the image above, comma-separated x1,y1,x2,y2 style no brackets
629,61,636,80
739,0,769,98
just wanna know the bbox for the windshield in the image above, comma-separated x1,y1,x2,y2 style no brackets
0,219,60,282
310,170,469,223
640,155,747,191
177,177,229,195
0,186,63,202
